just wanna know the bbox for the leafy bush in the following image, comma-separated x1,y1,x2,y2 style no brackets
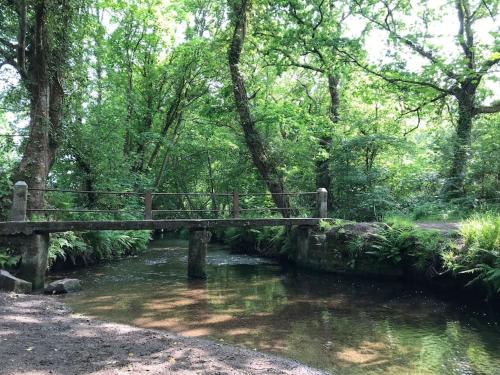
224,226,286,256
369,220,444,271
48,232,89,266
443,213,500,295
48,230,152,268
82,230,151,260
460,213,500,252
0,247,19,269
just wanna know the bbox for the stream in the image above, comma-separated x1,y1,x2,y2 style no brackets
59,238,500,375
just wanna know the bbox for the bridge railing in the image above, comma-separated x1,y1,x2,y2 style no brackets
9,181,328,222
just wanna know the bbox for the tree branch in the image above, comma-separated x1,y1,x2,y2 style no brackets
354,0,459,81
455,0,475,70
271,47,325,73
15,0,27,76
0,37,16,50
478,52,500,76
474,102,500,115
337,47,453,94
400,92,448,117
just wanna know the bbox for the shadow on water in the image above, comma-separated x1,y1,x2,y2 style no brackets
59,239,500,375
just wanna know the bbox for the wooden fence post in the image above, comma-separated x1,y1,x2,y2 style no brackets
144,191,152,220
10,181,28,221
232,191,240,218
317,188,328,218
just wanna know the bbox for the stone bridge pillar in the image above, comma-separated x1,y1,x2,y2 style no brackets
18,234,49,291
296,226,311,263
5,181,49,292
188,229,212,279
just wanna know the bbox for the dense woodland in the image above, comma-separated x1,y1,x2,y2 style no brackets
0,1,499,293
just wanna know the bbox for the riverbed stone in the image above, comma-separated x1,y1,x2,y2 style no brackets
44,278,81,294
0,270,32,293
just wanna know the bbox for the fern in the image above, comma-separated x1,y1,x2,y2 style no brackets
0,249,19,269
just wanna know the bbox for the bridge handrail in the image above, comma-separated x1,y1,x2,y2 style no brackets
10,182,327,222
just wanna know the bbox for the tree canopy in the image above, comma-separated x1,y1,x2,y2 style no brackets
0,0,499,221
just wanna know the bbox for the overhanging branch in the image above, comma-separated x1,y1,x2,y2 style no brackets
474,102,500,115
353,0,459,81
337,47,453,94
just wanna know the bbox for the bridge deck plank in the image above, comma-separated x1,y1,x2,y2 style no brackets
0,218,324,235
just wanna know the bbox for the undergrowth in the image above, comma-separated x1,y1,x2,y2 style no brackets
0,247,20,269
48,230,152,268
442,213,500,295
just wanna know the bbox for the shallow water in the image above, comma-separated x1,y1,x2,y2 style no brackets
61,239,500,374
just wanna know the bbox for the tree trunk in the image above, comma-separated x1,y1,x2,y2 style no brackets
316,74,339,197
147,79,185,170
228,0,291,217
15,3,50,211
444,98,474,199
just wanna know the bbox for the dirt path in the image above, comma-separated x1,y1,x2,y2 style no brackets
415,222,459,233
0,293,327,375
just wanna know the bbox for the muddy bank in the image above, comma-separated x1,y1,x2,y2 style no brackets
0,292,327,375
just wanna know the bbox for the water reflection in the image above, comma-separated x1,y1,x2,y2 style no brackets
61,239,500,375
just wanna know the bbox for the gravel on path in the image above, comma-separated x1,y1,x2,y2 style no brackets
0,292,328,375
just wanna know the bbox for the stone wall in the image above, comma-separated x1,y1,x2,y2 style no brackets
293,223,402,278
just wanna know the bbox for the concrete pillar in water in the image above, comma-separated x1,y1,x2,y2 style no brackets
188,230,212,279
296,225,310,263
18,234,49,291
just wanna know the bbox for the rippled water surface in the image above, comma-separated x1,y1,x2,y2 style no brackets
61,239,500,374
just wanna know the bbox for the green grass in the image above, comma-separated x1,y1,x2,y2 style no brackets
460,213,500,252
441,212,500,295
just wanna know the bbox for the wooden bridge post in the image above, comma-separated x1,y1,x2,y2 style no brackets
317,188,328,218
10,181,28,221
232,191,240,218
188,229,211,279
144,191,153,220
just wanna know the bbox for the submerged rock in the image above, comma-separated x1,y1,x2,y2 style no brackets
44,278,81,294
0,270,32,293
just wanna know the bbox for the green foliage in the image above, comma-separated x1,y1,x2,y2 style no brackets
48,232,89,266
369,221,444,271
224,226,286,256
460,213,500,252
48,230,151,267
442,213,500,295
83,230,151,260
0,248,20,269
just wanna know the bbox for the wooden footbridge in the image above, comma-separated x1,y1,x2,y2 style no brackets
0,182,328,291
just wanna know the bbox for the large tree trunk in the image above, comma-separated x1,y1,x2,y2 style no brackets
316,74,339,198
444,98,474,199
15,3,51,211
228,0,291,217
13,1,70,213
